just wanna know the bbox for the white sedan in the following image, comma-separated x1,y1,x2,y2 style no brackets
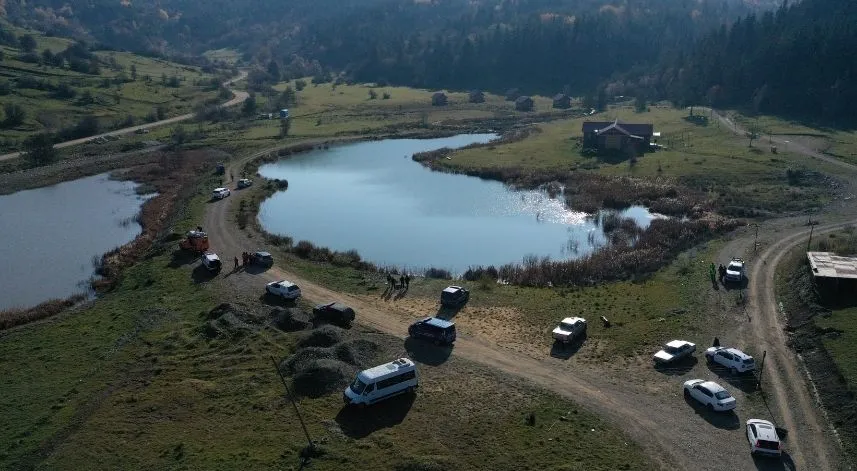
653,340,696,364
265,280,301,300
683,379,736,412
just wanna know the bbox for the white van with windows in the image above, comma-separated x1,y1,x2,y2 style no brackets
344,358,418,406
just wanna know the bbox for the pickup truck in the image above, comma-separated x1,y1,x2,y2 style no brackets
552,317,587,344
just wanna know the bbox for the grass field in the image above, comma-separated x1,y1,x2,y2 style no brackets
730,113,857,166
0,26,223,152
440,105,841,215
817,307,857,390
0,179,655,470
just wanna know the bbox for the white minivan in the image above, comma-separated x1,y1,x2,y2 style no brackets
344,358,418,406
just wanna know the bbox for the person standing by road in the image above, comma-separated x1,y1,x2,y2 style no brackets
234,256,240,271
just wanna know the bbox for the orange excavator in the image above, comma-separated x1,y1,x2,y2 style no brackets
179,230,210,253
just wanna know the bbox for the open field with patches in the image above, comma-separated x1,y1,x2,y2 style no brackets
438,105,842,217
0,25,223,153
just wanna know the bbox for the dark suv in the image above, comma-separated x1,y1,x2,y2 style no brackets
249,251,274,267
312,302,356,325
440,286,469,308
408,317,456,345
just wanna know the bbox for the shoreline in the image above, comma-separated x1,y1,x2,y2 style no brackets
240,131,740,287
0,147,227,330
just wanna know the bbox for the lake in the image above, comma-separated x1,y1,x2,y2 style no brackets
258,134,659,274
0,173,153,310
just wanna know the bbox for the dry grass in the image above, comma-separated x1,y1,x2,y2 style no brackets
0,295,87,330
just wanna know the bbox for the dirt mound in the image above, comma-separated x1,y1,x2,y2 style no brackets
333,339,380,368
281,346,336,374
271,307,311,332
292,359,354,398
297,325,343,348
201,303,260,339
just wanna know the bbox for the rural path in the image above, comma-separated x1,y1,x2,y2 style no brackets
709,107,856,469
0,70,249,162
199,148,795,471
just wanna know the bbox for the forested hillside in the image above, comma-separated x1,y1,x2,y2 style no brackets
3,0,773,96
639,0,857,121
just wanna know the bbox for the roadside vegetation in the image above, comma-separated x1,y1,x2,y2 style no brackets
0,25,227,154
776,229,857,460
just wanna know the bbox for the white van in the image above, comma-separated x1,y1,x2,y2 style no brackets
343,358,418,406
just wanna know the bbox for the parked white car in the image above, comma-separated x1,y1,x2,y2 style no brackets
746,419,783,457
683,379,736,412
653,340,696,364
552,317,587,344
212,187,231,199
266,280,301,300
725,258,746,283
705,346,756,374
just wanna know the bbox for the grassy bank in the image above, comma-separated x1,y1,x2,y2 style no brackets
776,230,857,461
0,191,656,471
443,105,839,217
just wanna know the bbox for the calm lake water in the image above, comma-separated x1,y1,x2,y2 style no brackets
258,134,660,273
0,173,152,310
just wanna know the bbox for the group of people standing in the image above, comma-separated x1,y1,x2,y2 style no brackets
387,273,410,290
234,251,252,270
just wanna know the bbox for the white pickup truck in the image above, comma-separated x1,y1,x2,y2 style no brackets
552,317,587,344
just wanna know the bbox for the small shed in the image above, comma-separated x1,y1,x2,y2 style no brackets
505,88,521,101
431,92,448,106
469,90,485,103
552,93,571,109
582,120,654,154
515,96,534,112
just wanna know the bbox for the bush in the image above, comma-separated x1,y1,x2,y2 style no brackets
298,325,343,348
291,359,352,397
333,339,379,367
424,267,452,279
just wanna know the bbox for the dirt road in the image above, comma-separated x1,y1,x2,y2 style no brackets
0,71,249,162
197,148,844,470
706,108,856,469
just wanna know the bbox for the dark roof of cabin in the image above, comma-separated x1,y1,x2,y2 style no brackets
582,121,653,137
553,93,569,101
432,92,447,97
515,95,533,104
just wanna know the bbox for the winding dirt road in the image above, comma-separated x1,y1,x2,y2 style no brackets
709,107,857,470
0,71,249,162
197,136,855,469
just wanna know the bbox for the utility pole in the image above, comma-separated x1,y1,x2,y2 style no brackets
271,357,315,457
757,350,767,389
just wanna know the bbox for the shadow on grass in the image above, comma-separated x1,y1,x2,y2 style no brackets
682,393,741,430
259,292,298,308
724,278,750,291
550,335,586,360
335,392,415,439
654,356,698,376
753,452,796,471
168,249,198,268
404,337,452,366
191,264,219,283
